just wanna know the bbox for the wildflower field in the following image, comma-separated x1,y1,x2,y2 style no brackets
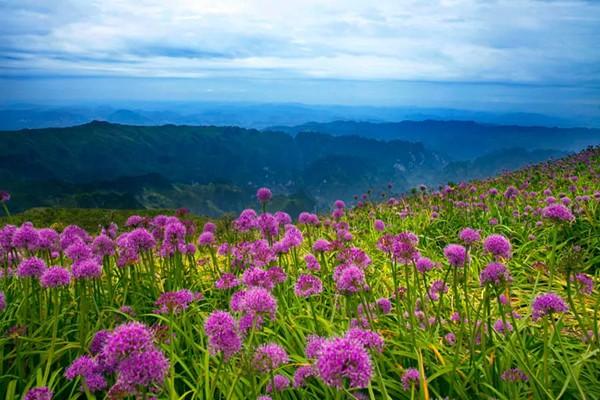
1,147,599,400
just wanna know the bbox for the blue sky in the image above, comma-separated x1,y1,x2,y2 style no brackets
1,0,599,115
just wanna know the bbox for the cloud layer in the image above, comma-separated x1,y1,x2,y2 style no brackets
1,0,600,85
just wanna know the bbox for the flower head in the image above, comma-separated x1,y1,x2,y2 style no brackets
542,204,575,222
215,273,240,290
40,267,71,288
532,292,568,320
401,368,420,391
294,274,323,297
483,234,512,259
17,257,46,278
334,264,368,294
204,310,242,360
479,262,512,287
572,273,593,295
102,322,155,367
253,343,288,373
24,387,53,400
72,259,102,280
443,244,467,267
266,374,290,393
257,187,273,203
415,257,435,273
316,337,373,389
116,348,169,389
501,368,528,383
459,228,481,244
154,289,201,314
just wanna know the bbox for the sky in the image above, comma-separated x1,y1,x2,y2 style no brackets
1,0,599,116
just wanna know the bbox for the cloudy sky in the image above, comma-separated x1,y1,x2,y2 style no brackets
1,0,599,114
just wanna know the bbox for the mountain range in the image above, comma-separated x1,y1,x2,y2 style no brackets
268,120,600,160
1,119,597,216
1,103,596,131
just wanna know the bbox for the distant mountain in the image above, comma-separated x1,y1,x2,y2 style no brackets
269,120,600,160
2,120,593,215
0,121,445,214
1,103,597,131
443,148,567,181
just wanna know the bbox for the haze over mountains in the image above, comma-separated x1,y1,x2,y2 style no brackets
1,102,596,132
2,115,599,216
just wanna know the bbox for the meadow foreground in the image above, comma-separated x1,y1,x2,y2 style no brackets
1,147,599,399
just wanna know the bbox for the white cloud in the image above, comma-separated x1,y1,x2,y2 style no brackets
0,0,599,85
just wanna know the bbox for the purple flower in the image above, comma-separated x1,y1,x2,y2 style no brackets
24,387,53,400
501,368,528,382
0,191,10,203
92,234,115,257
89,329,111,355
294,274,323,297
385,232,419,264
242,267,274,290
542,204,575,222
12,223,40,251
483,234,512,259
197,231,215,246
102,322,155,367
37,228,59,251
253,343,289,373
376,298,392,314
60,225,91,250
444,244,467,267
415,257,435,273
572,273,593,295
40,266,71,288
345,328,384,352
257,187,273,203
125,215,145,227
72,259,102,280
203,222,217,233
215,273,240,290
65,355,107,392
374,219,385,232
116,348,169,389
65,240,93,262
444,332,456,346
305,335,327,359
479,262,512,287
17,257,47,278
0,291,5,312
493,319,513,335
316,337,373,389
154,289,201,314
298,212,319,225
304,254,321,271
126,228,156,252
401,368,420,391
428,280,448,301
532,292,569,320
334,199,346,209
238,287,277,326
459,228,481,244
204,310,242,360
313,239,332,253
294,365,316,387
266,374,290,393
267,266,287,285
334,264,368,294
234,209,258,232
